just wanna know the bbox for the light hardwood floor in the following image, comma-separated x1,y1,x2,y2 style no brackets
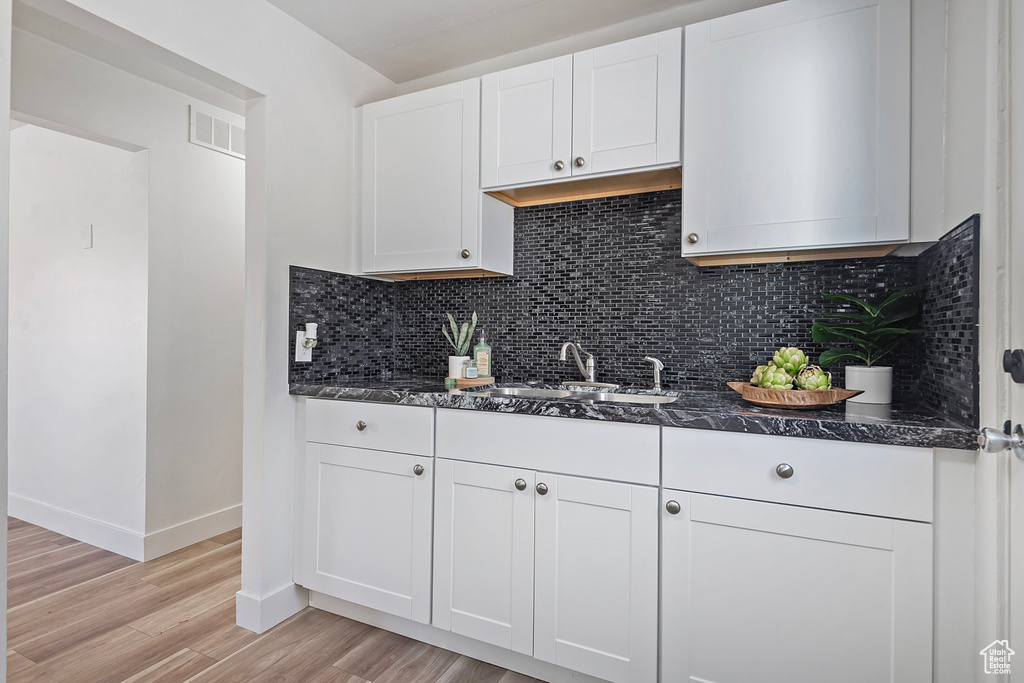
6,518,540,683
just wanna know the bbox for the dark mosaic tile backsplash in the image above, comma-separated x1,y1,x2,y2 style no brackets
290,190,979,423
917,215,980,427
289,266,395,384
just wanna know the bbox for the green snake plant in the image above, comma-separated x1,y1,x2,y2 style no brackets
442,312,477,356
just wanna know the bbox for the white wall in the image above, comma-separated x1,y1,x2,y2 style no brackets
8,125,149,550
14,0,396,631
11,28,247,559
0,0,13,679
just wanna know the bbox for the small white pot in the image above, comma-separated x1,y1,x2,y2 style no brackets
448,355,470,379
845,366,893,404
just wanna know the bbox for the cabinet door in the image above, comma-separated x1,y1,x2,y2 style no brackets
682,0,910,255
309,443,433,624
361,79,480,272
534,475,658,683
572,29,681,177
481,56,573,188
432,459,536,654
660,491,932,683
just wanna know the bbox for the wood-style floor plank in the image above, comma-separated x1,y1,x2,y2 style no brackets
332,628,420,680
140,540,240,589
307,669,373,683
497,672,543,683
373,641,461,683
6,649,36,675
9,545,136,608
120,648,217,683
128,572,240,636
175,598,261,661
183,608,344,683
244,616,374,683
436,656,507,683
7,625,153,683
207,527,242,546
6,518,537,683
7,533,66,565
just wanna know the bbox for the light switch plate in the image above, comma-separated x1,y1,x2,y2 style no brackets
295,330,312,362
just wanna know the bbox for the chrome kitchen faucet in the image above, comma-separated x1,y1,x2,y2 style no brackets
559,341,596,383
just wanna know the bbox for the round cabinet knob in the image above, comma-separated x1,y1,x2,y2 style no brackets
413,464,424,476
356,420,367,431
536,482,549,496
776,463,794,479
665,500,681,515
686,233,700,245
574,156,585,168
553,160,565,171
514,478,527,491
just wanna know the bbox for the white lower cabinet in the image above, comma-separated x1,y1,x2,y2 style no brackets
301,403,937,683
432,459,536,653
660,427,934,683
534,474,658,683
432,410,660,683
301,400,435,624
306,443,434,623
661,492,932,683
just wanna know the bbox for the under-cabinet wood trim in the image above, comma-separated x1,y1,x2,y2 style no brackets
485,167,681,207
684,243,900,266
377,269,511,281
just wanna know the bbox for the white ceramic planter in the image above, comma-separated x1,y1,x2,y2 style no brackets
845,366,893,404
448,355,470,379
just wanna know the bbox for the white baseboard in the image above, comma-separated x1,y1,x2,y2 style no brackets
310,592,609,683
236,583,308,634
9,495,243,562
9,494,145,560
143,504,242,561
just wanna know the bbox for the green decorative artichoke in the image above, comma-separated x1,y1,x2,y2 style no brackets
757,365,794,390
794,365,832,391
750,364,772,386
772,347,809,375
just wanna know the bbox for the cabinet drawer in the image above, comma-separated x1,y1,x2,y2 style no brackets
436,409,659,485
306,400,434,456
662,428,933,522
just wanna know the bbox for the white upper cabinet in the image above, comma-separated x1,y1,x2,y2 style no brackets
481,28,681,190
481,56,573,188
572,30,681,178
682,0,910,257
361,79,513,276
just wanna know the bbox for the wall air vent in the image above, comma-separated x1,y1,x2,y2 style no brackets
189,105,245,159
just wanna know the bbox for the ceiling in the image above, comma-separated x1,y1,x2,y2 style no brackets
263,0,706,83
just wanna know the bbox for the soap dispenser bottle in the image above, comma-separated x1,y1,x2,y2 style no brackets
474,330,492,378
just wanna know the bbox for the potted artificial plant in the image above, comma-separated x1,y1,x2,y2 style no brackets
443,312,476,379
811,285,924,404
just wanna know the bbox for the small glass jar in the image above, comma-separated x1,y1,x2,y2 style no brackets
463,359,479,379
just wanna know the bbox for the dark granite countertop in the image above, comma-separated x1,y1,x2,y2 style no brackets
290,378,978,451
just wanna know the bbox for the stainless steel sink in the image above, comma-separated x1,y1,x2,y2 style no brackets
561,381,620,390
474,387,577,399
470,387,677,406
584,392,678,406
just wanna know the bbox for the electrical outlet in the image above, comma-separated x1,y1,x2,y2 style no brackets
295,330,312,362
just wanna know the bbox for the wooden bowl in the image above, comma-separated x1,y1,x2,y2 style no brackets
727,382,863,410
